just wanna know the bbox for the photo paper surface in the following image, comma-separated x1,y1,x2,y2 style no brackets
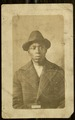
2,4,73,118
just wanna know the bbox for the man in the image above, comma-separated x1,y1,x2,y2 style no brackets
13,30,65,109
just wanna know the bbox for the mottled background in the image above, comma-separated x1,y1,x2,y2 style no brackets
13,15,64,73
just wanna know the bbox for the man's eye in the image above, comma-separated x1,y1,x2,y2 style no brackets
32,47,36,49
29,46,45,50
30,47,36,49
39,46,45,49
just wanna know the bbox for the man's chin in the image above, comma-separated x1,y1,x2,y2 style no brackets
33,58,41,63
34,59,40,62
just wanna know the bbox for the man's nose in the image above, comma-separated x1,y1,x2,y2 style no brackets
35,47,40,53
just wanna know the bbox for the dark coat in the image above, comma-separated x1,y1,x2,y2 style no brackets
13,59,65,109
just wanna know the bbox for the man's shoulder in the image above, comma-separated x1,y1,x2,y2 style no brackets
20,61,32,71
46,60,64,72
13,61,32,81
15,61,32,75
46,60,64,77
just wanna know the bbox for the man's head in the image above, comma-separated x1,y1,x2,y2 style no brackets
22,30,51,63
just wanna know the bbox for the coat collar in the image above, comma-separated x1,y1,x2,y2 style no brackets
36,59,58,100
21,58,57,71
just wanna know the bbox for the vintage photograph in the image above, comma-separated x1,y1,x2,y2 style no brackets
13,15,65,109
2,4,73,118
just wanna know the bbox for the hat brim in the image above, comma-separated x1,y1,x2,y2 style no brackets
22,39,51,51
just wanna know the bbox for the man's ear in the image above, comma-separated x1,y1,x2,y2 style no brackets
45,48,47,53
28,50,29,54
28,50,31,55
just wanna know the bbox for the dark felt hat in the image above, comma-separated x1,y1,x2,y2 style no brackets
22,30,51,51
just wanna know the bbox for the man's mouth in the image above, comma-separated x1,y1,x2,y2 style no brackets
35,56,41,60
35,55,41,57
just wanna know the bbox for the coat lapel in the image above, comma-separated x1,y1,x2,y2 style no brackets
22,61,40,91
36,60,58,100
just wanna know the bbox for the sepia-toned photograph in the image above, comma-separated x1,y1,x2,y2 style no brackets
2,4,73,118
13,16,65,109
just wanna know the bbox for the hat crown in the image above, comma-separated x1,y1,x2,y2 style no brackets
28,30,44,42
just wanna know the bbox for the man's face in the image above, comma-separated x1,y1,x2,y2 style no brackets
28,42,47,63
